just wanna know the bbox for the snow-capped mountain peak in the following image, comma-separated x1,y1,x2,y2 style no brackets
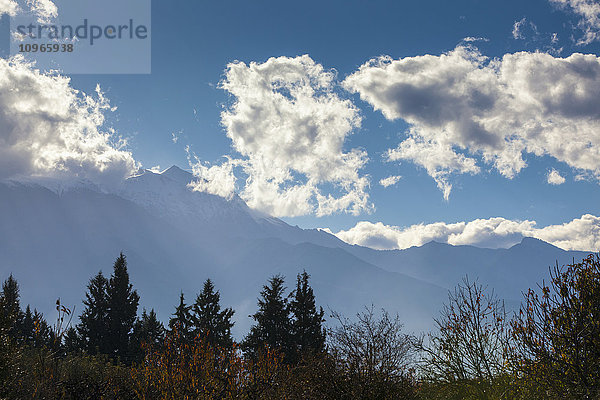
160,165,195,185
118,165,252,223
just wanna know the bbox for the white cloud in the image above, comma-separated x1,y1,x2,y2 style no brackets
534,214,600,251
187,152,238,199
547,168,566,185
513,18,527,39
191,55,371,217
463,36,490,43
0,56,137,184
0,0,18,16
1,0,58,21
333,214,600,251
512,18,539,40
387,135,479,200
344,46,600,198
379,175,401,187
575,171,593,181
26,0,57,23
550,0,600,44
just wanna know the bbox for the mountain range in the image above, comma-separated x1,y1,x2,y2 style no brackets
0,166,589,337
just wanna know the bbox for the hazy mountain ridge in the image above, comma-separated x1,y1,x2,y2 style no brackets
0,167,589,336
343,237,588,300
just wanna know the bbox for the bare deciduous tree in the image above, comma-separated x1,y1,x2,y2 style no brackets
329,306,417,399
418,277,510,399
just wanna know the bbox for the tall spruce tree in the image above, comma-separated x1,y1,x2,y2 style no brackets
0,275,19,383
169,292,193,343
134,309,164,347
191,279,235,349
63,327,81,353
17,306,51,347
289,271,326,358
1,275,21,339
131,308,165,362
242,275,293,362
2,275,19,316
106,252,139,362
78,271,110,355
19,305,35,345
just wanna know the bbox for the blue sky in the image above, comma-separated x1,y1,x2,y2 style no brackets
2,0,600,251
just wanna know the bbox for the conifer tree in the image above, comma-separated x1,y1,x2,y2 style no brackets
9,302,51,348
191,279,235,349
131,308,165,362
78,271,110,355
0,276,17,383
1,274,21,339
242,275,293,362
19,305,35,345
169,292,193,343
136,309,165,347
33,309,52,348
2,275,19,315
63,327,81,353
106,252,140,362
289,271,325,358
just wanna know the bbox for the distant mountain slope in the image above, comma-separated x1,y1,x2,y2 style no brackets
0,167,590,337
343,237,589,302
0,181,217,326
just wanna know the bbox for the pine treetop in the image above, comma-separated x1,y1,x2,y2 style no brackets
289,271,326,356
191,279,235,349
243,274,293,361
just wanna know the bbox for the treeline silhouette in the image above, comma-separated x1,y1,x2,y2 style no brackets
1,252,600,399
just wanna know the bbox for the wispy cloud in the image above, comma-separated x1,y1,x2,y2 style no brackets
26,0,57,23
550,0,600,44
171,130,182,144
379,175,401,188
386,136,479,200
512,17,527,39
1,0,58,22
462,36,490,43
512,17,540,40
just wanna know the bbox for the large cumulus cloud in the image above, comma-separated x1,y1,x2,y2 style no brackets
332,214,600,251
344,46,600,199
190,55,371,217
0,56,137,184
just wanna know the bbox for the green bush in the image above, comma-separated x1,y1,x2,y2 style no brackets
3,347,134,399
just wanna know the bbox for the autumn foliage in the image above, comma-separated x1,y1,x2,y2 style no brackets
510,254,600,399
132,329,284,399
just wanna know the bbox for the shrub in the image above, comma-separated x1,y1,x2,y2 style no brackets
510,254,600,399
